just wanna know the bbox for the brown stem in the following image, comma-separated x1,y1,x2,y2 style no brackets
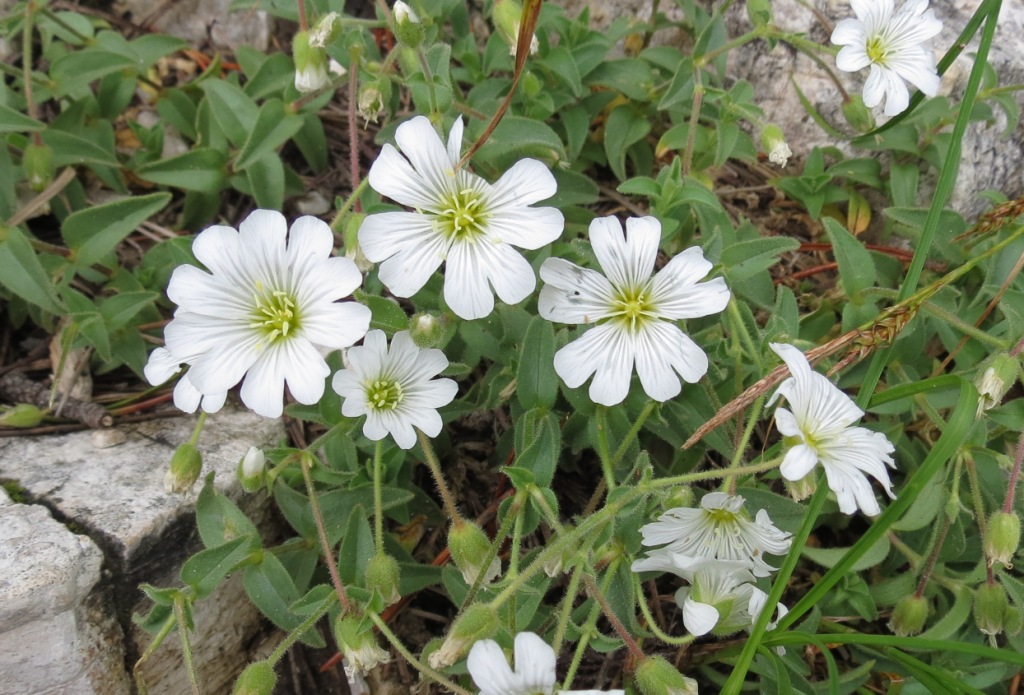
300,453,352,613
296,0,308,31
581,572,645,663
1004,430,1024,514
348,52,362,213
913,510,953,598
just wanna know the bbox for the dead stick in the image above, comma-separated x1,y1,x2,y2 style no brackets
0,371,112,428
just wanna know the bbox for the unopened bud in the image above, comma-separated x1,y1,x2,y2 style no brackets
492,0,539,58
293,31,331,94
232,660,277,695
427,604,498,669
237,446,265,493
976,353,1020,416
23,142,55,192
0,403,45,428
448,519,500,586
165,443,203,493
974,582,1010,636
984,511,1020,567
365,554,402,605
309,12,340,48
785,470,817,502
409,312,446,348
392,1,423,48
888,594,929,636
632,655,699,695
661,486,694,512
334,615,391,678
842,95,875,132
761,124,792,167
357,83,386,124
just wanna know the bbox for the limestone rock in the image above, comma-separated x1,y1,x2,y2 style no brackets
114,0,272,51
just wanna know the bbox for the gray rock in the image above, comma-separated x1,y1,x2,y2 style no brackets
113,0,273,51
0,405,285,694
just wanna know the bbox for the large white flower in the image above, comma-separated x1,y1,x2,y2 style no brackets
358,116,564,320
467,632,624,695
768,343,897,516
331,330,458,449
538,215,729,406
149,210,371,418
636,492,791,577
831,0,943,116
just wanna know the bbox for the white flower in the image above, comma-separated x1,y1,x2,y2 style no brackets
768,140,792,167
468,632,624,695
144,347,227,414
635,492,791,577
393,0,419,24
538,216,729,406
359,116,564,320
831,0,943,116
331,330,458,449
151,210,371,419
768,343,897,516
294,61,330,93
240,446,265,479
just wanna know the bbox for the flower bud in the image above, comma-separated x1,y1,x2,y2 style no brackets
334,614,391,678
984,511,1020,567
365,554,402,605
785,470,817,502
22,142,55,192
232,660,277,695
409,312,446,349
975,353,1020,416
357,83,386,124
974,582,1010,636
660,486,694,512
492,0,539,58
448,519,500,586
392,1,423,48
293,31,331,94
888,594,929,636
427,604,498,669
237,446,265,493
309,12,340,48
165,443,203,493
632,655,700,695
841,95,875,132
0,404,45,428
761,124,792,167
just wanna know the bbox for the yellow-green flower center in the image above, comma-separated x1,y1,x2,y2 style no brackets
366,378,404,410
608,284,657,332
705,508,741,525
251,285,300,346
866,35,888,65
435,188,489,241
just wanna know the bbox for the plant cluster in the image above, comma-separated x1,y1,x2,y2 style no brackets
2,0,1023,693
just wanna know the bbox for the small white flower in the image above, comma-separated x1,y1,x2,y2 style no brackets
831,0,943,116
240,446,265,479
768,140,792,167
331,330,458,449
150,210,371,419
393,0,419,24
144,346,227,414
768,343,897,516
342,639,390,679
538,215,729,406
294,61,331,93
359,116,564,320
467,632,624,695
635,492,791,577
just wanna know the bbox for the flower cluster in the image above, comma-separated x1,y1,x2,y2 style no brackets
631,493,791,636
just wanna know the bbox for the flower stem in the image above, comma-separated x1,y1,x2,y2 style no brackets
417,429,463,522
633,573,696,646
348,44,362,213
582,570,646,662
368,613,475,695
173,595,201,695
459,493,521,611
187,411,206,447
645,456,783,490
596,405,616,489
682,69,703,176
1004,429,1024,513
561,568,615,690
268,595,336,665
296,0,308,31
330,178,369,232
22,1,39,122
611,400,658,470
552,561,585,653
373,440,385,556
300,452,352,613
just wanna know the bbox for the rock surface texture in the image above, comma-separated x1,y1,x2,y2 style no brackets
0,406,283,695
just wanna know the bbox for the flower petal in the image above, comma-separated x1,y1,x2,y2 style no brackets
488,158,558,208
512,632,556,692
467,639,520,695
538,258,616,324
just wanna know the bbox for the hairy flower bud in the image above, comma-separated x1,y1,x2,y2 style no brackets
633,655,699,695
888,594,929,636
165,443,203,493
409,312,446,349
448,520,500,586
974,582,1010,636
334,615,391,678
660,486,694,512
761,124,792,167
0,403,45,428
976,353,1020,416
365,554,402,605
428,604,498,669
309,12,340,47
23,142,55,192
984,511,1020,567
841,95,875,132
293,31,330,93
785,470,817,502
232,661,277,695
237,446,265,493
392,1,423,48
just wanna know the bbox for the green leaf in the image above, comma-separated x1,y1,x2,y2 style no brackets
41,129,120,168
337,506,375,585
0,226,64,314
354,291,410,334
822,217,875,302
721,236,799,284
243,152,285,210
62,193,171,268
234,99,304,171
802,535,890,572
195,473,260,548
474,116,566,167
603,104,651,182
98,291,159,330
513,409,561,488
0,104,45,133
135,148,227,192
244,552,324,647
516,316,557,410
180,535,258,599
155,88,198,141
51,49,136,94
200,80,259,148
